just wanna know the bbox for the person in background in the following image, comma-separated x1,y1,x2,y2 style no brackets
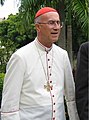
1,7,79,120
75,42,89,120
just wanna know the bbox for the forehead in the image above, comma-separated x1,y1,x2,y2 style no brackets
41,12,60,21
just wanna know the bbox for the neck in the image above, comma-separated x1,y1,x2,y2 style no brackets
36,38,52,52
37,37,52,48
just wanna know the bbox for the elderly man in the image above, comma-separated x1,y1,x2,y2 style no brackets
1,7,79,120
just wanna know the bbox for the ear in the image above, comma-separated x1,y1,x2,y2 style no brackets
60,22,63,28
35,24,41,32
60,25,63,29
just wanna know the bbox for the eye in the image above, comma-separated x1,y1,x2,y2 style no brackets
56,21,60,25
48,21,55,25
48,20,61,25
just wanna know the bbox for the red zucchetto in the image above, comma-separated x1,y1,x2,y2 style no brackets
35,7,57,18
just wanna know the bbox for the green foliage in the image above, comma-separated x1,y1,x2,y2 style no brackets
72,16,87,55
0,73,4,92
71,0,88,37
0,14,36,73
0,73,4,107
0,16,19,73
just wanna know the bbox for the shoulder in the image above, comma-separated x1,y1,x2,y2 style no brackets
14,40,35,57
53,44,67,55
79,42,89,55
81,41,89,47
80,42,89,51
52,44,70,63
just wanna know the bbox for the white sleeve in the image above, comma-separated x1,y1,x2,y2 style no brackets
64,52,79,120
1,111,20,120
1,53,25,120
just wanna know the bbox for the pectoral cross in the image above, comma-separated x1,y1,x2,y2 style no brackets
44,81,53,92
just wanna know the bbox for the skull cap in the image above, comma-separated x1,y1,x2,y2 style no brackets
35,7,58,18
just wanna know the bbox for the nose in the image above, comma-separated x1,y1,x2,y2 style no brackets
53,22,60,29
54,21,63,29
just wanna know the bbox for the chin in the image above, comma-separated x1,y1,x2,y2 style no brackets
52,38,58,43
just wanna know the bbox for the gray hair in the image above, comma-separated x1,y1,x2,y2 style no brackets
34,16,42,24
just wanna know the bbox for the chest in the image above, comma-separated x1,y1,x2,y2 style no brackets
23,50,65,91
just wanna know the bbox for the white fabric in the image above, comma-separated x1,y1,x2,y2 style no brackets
1,38,79,120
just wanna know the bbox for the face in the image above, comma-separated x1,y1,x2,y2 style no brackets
35,12,62,47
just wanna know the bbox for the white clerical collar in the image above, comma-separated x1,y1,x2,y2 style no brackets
35,37,53,52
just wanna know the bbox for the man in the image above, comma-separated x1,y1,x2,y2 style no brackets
1,7,79,120
75,42,89,120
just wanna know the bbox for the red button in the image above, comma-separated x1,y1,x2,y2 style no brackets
50,81,52,83
53,103,55,105
53,117,55,120
50,73,52,76
46,51,48,54
51,87,53,90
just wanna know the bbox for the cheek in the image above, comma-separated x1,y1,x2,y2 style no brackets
46,29,51,35
43,29,51,36
41,26,52,37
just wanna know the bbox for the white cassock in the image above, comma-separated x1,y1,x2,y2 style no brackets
1,37,79,120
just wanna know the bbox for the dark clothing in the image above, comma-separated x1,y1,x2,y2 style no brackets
75,42,89,120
